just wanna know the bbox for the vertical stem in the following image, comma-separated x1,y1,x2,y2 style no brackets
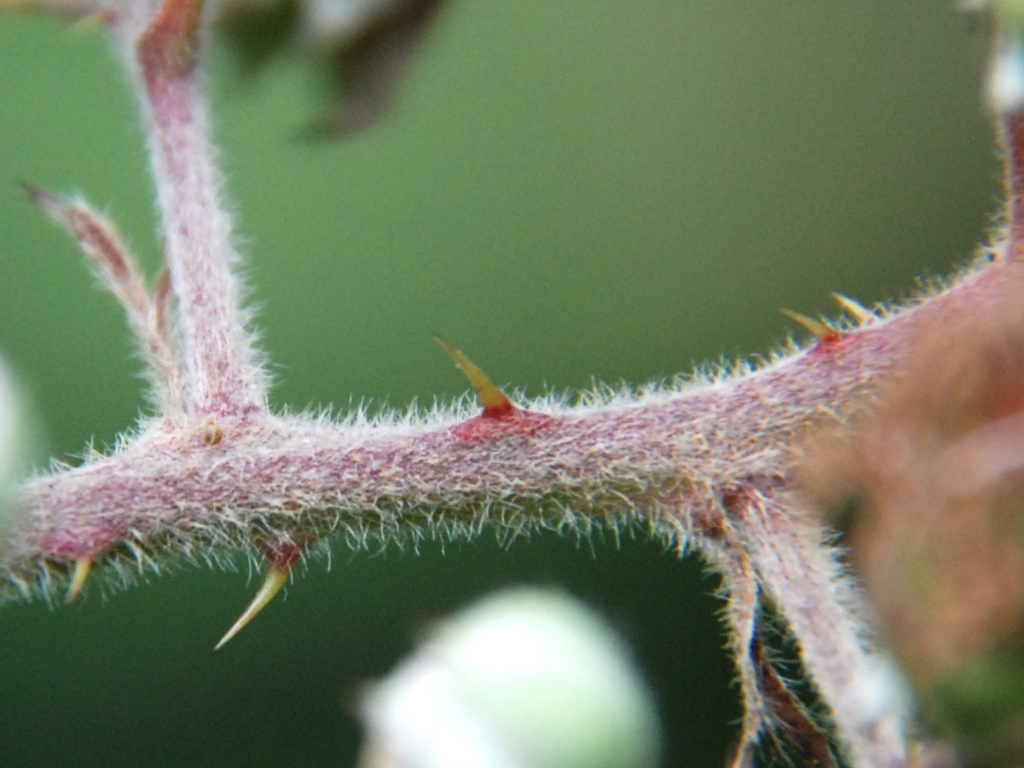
991,27,1024,262
735,488,906,768
132,0,265,417
1003,111,1024,260
710,538,765,768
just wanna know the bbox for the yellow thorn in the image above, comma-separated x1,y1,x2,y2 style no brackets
434,336,513,415
780,309,836,342
71,12,107,33
202,419,223,446
66,556,92,603
831,293,872,324
214,566,290,650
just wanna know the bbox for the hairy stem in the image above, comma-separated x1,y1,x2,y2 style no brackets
125,0,266,417
3,253,1018,578
734,486,905,767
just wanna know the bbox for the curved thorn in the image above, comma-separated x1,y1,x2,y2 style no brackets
831,293,872,324
780,309,837,343
214,566,290,650
66,556,92,603
71,11,110,32
433,336,515,417
17,179,46,206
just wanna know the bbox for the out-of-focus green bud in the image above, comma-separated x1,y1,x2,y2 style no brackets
358,589,662,768
923,649,1024,766
990,0,1024,33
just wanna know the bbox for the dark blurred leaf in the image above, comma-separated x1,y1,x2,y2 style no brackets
218,0,447,135
316,0,444,135
218,0,299,72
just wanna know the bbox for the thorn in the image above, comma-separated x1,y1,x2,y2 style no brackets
202,419,222,446
780,309,838,343
65,556,92,603
71,11,110,33
17,179,49,209
153,267,173,316
152,266,177,345
19,181,68,233
831,293,872,324
214,565,290,650
434,336,515,418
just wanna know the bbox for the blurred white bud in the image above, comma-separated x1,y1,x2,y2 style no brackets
358,588,662,768
848,654,913,751
0,355,19,509
989,32,1024,113
0,353,38,521
301,0,404,47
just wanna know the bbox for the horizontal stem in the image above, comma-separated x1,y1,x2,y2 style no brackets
4,254,1020,596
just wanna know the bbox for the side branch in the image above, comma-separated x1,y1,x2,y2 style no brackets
732,486,906,767
124,0,266,417
23,187,184,417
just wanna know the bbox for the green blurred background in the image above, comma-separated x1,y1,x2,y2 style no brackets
0,2,1000,765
